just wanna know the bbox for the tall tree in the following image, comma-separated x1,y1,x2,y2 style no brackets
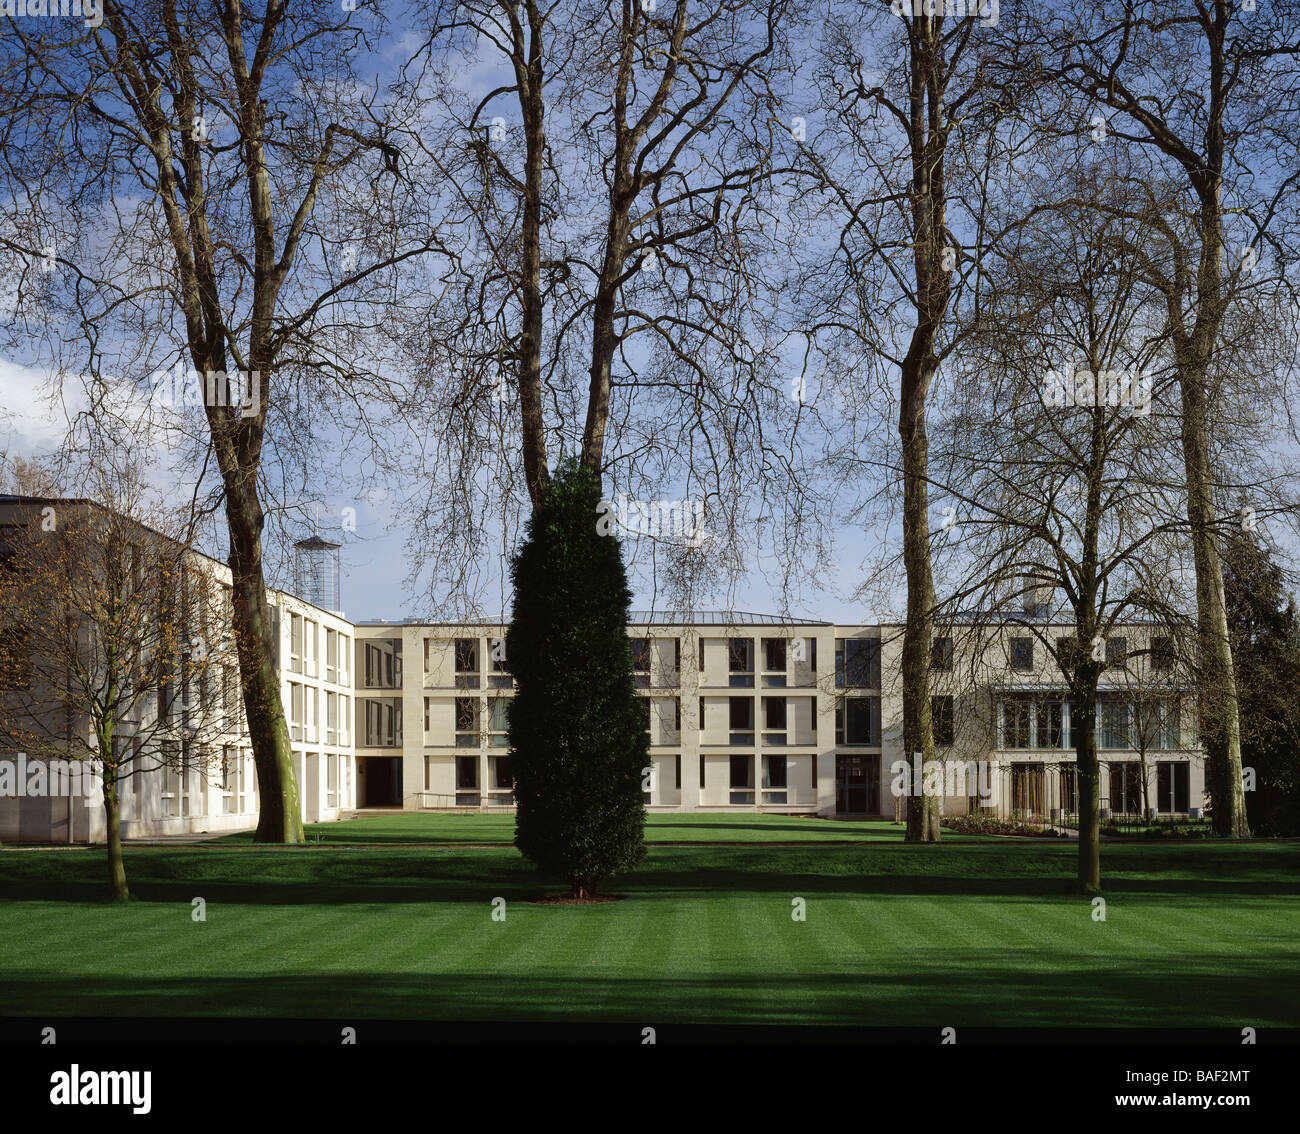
1022,0,1300,837
506,458,647,899
0,2,448,841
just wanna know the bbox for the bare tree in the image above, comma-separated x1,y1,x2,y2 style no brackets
0,457,239,899
1016,0,1300,837
0,1,451,841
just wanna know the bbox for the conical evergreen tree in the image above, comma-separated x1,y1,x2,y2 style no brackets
507,459,647,898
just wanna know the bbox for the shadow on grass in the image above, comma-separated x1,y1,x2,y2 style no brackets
0,957,1296,1028
1,843,1298,904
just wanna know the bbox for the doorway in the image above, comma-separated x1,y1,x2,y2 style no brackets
836,754,879,815
359,757,401,807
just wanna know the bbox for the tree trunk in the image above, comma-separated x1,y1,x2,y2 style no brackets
1073,693,1101,894
225,476,303,844
1179,371,1248,836
515,0,549,507
900,369,941,843
103,767,129,902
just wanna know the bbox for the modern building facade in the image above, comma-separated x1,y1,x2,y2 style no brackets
0,496,1207,841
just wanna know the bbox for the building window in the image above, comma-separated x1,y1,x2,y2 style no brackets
1109,761,1142,814
455,697,480,746
1097,699,1131,749
728,696,754,745
455,638,480,689
641,698,652,736
364,699,402,747
1037,699,1064,749
762,754,787,804
489,755,514,804
488,696,510,747
1157,761,1190,813
729,755,755,804
728,639,754,687
762,696,786,745
456,755,480,806
1105,636,1128,669
837,697,877,746
630,638,651,676
364,639,401,688
835,638,881,687
932,695,954,747
699,696,706,732
1151,635,1175,672
289,613,303,673
1010,637,1034,673
1001,697,1031,749
488,637,512,688
930,637,954,672
326,628,338,683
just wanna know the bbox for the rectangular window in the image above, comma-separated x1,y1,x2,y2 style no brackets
1106,636,1128,670
764,697,787,730
1109,761,1142,814
699,697,705,733
290,613,303,673
1151,636,1175,672
454,638,480,689
762,638,787,673
326,628,338,682
729,754,755,804
491,755,513,791
630,638,651,673
456,755,480,805
839,697,877,746
1002,698,1031,749
455,697,479,746
1010,637,1034,673
1037,700,1064,749
488,636,512,687
489,697,510,746
835,638,881,687
932,695,954,747
728,696,754,744
762,754,787,804
1157,762,1190,813
364,639,401,688
930,637,954,672
364,699,401,747
1097,699,1131,749
728,639,754,687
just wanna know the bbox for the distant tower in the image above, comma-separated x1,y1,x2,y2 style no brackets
294,536,342,613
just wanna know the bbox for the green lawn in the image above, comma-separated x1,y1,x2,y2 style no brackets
1,817,1296,1028
212,811,994,846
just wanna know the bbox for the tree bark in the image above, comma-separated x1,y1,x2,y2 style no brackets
224,475,303,844
101,760,130,902
1072,692,1101,894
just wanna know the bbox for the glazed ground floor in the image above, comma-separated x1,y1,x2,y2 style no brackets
0,745,356,843
362,747,1208,821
